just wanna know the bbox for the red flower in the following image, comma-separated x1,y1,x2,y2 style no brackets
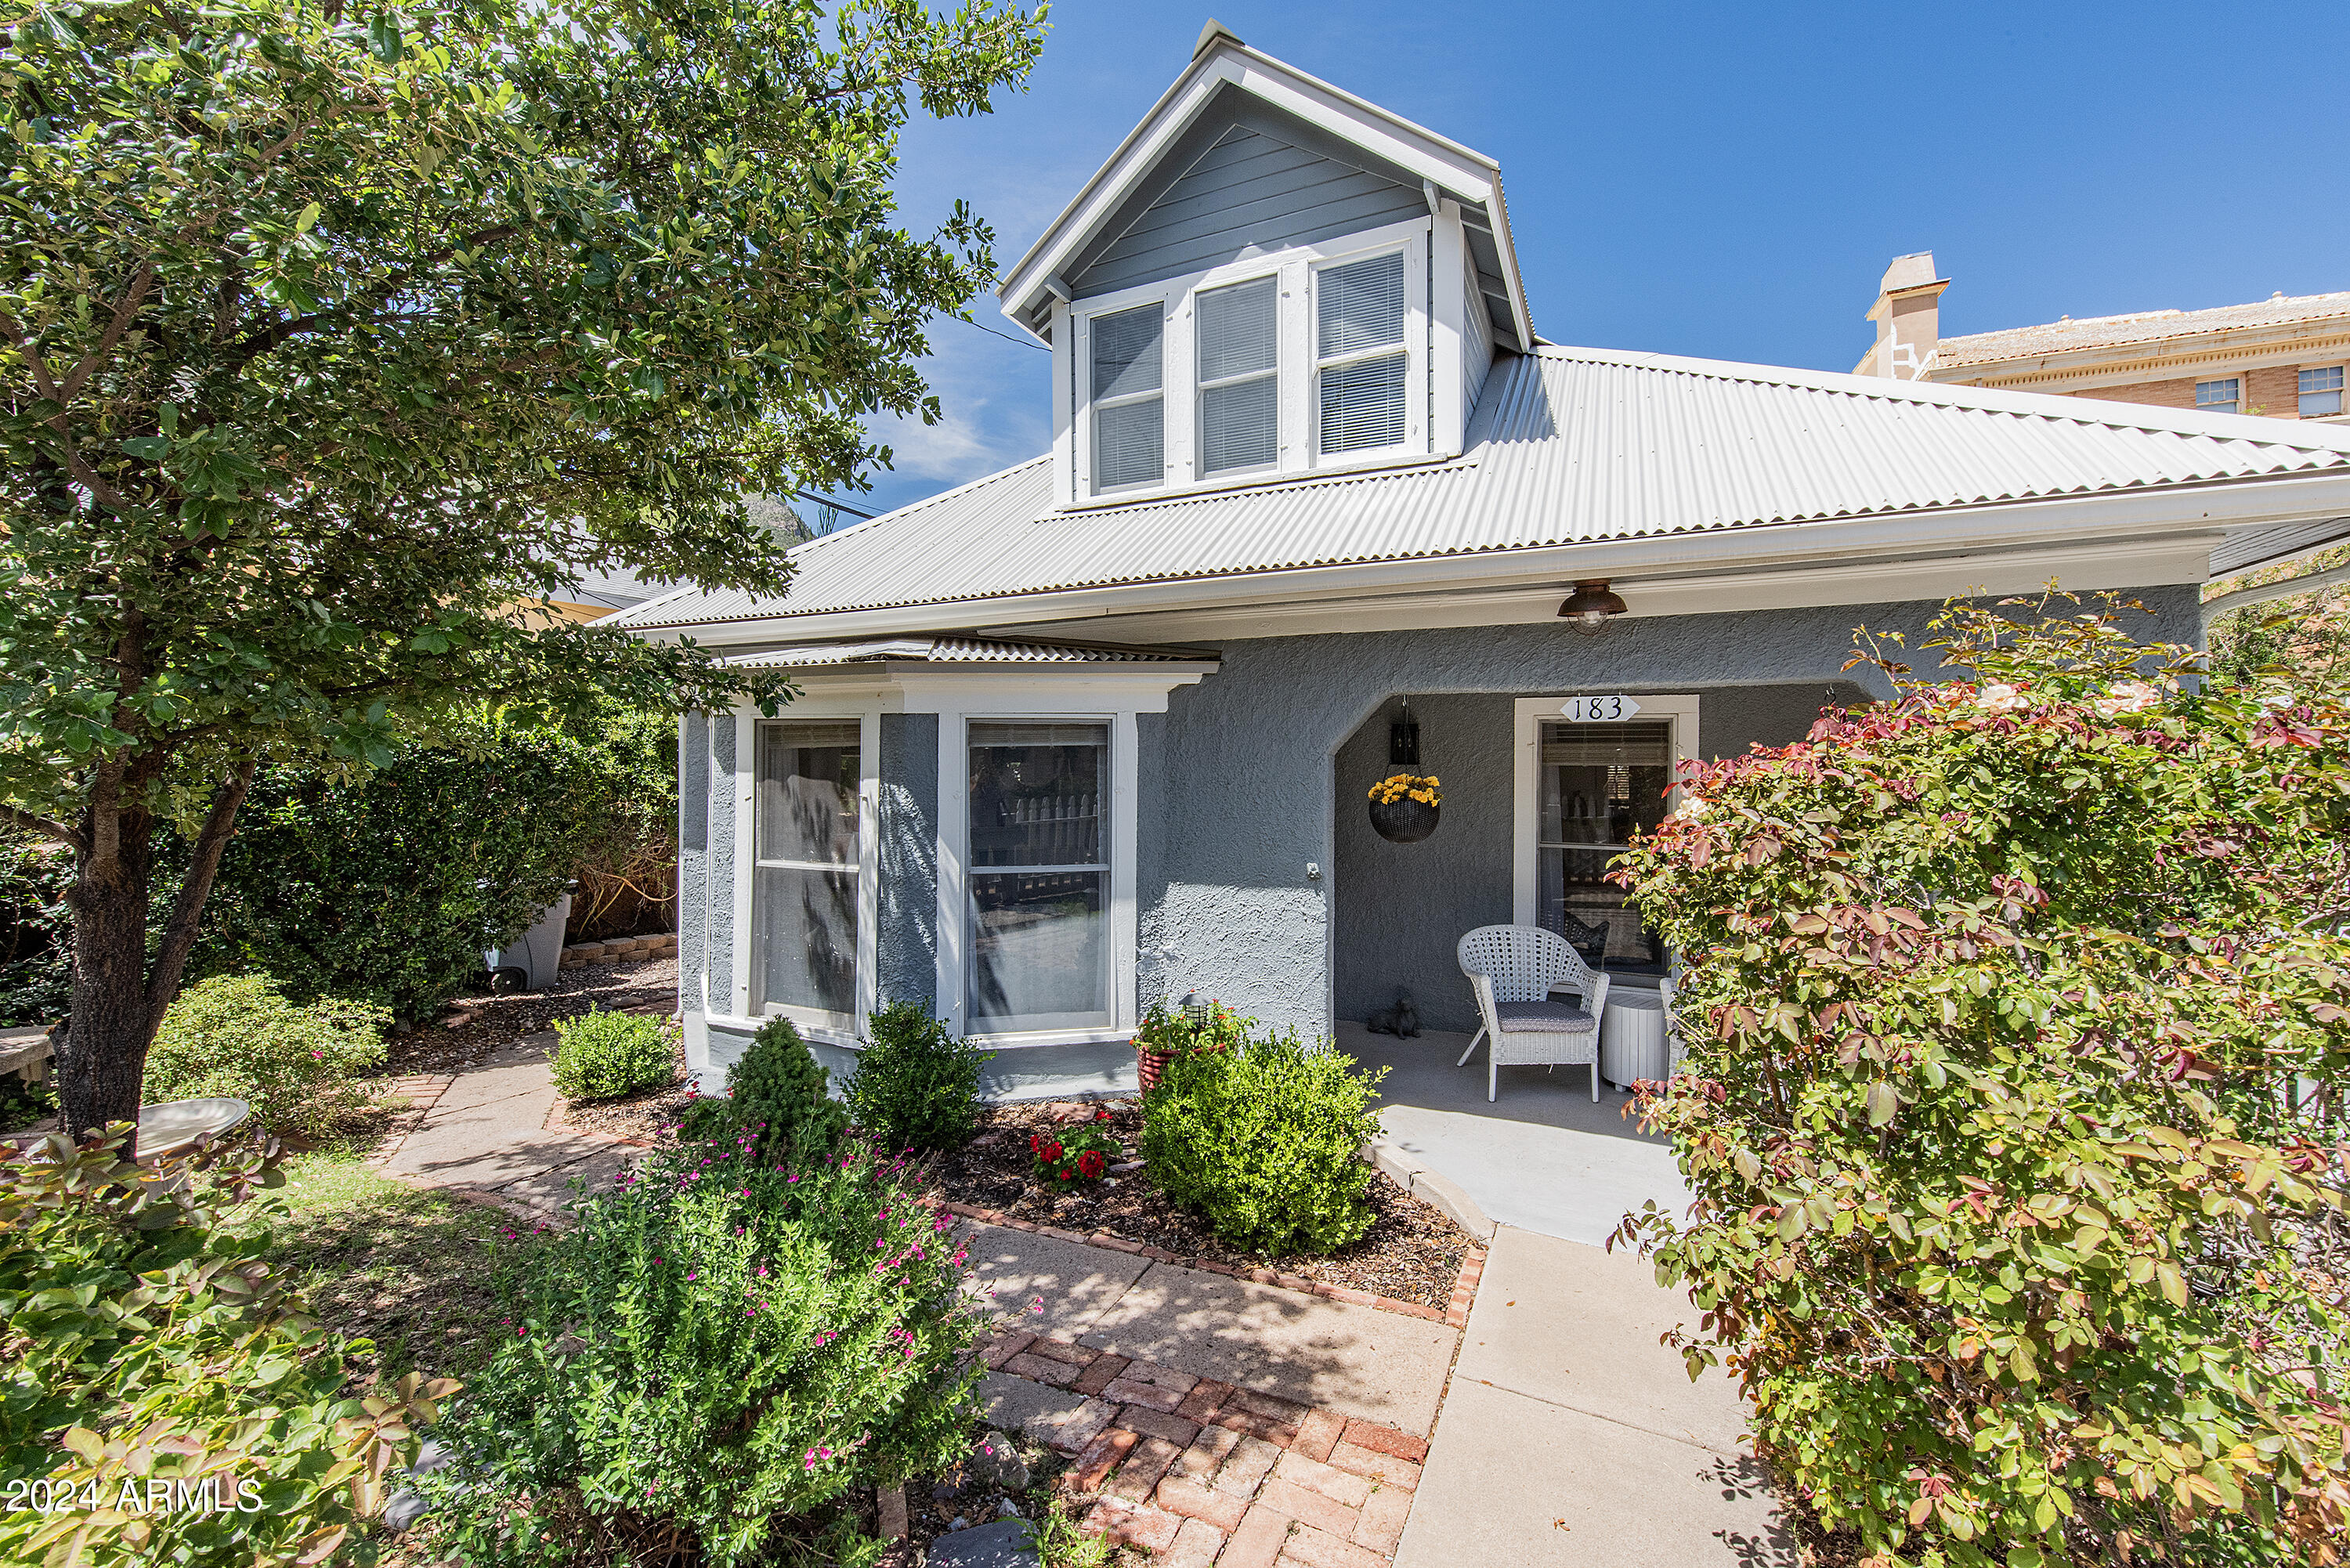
1094,1108,1112,1123
1029,1134,1042,1154
1077,1151,1106,1179
1040,1141,1064,1164
1058,1169,1075,1181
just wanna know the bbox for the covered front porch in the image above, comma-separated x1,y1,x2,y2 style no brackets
1338,1020,1688,1248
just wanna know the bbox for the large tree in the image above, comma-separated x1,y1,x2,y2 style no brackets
0,0,1047,1135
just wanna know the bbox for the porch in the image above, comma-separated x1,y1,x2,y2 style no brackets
1337,1020,1690,1248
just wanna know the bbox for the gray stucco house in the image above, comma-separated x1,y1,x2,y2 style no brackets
616,25,2350,1100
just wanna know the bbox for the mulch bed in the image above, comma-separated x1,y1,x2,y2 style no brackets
924,1099,1472,1310
371,955,681,1080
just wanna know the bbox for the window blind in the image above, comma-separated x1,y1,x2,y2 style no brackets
1318,252,1408,455
1091,304,1164,490
1198,276,1278,474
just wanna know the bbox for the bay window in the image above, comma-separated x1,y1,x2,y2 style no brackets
967,722,1112,1033
1090,303,1164,493
1197,275,1280,475
1315,251,1410,455
754,719,860,1020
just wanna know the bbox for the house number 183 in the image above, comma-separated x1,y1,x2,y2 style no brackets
1560,695,1642,723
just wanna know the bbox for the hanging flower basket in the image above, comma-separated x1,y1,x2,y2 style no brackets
1367,774,1441,844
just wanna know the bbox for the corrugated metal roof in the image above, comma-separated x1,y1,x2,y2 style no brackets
618,345,2350,632
726,637,1209,668
1937,290,2350,368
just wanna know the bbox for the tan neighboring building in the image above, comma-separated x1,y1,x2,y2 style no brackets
1857,252,2350,425
1856,255,2350,587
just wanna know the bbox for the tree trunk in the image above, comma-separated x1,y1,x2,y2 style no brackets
56,758,256,1145
60,786,161,1140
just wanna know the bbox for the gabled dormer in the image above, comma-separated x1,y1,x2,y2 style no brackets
998,21,1535,509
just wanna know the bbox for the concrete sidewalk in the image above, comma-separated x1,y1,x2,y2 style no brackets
1394,1227,1795,1567
959,1220,1462,1438
374,1031,639,1213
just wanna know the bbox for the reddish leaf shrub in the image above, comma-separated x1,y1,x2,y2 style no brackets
1614,598,2350,1567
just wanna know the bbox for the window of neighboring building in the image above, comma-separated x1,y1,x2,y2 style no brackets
967,721,1112,1033
1316,250,1410,456
2195,378,2241,414
2300,365,2345,417
753,720,860,1020
1090,305,1164,493
1197,274,1280,475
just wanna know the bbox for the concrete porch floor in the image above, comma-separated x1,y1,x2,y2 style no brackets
1335,1021,1694,1248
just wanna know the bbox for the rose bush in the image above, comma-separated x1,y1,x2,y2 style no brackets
1031,1112,1118,1184
1611,597,2350,1567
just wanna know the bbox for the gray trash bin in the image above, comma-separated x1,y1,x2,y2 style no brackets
485,889,573,993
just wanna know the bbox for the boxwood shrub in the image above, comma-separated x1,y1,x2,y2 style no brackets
550,1007,676,1101
844,1001,988,1153
1141,1029,1383,1257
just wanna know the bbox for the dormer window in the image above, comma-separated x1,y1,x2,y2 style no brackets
1090,304,1165,492
1316,251,1409,456
1198,276,1280,475
1063,222,1437,504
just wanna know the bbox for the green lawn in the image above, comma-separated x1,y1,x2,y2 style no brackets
264,1148,543,1382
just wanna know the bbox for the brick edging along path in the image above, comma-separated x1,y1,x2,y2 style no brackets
938,1200,1486,1330
973,1327,1432,1567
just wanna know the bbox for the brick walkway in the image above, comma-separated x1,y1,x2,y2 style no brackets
981,1328,1426,1567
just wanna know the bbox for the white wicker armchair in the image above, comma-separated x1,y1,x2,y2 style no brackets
1455,924,1609,1103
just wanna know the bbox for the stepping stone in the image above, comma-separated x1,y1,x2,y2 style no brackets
925,1519,1037,1568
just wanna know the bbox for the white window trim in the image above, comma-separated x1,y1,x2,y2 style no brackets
1080,300,1170,497
1194,273,1283,482
1307,240,1429,468
935,704,1142,1049
1511,695,1700,931
732,706,880,1049
1061,216,1441,509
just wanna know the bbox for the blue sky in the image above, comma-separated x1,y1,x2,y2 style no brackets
849,0,2350,518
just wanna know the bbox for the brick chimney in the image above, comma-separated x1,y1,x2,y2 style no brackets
1856,252,1950,380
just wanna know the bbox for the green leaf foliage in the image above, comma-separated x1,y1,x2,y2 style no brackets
679,1016,848,1165
1141,1028,1384,1258
416,1137,982,1567
0,0,1048,1129
0,830,71,1024
844,1001,988,1154
146,974,388,1140
0,1129,455,1567
551,1007,678,1102
1611,595,2350,1566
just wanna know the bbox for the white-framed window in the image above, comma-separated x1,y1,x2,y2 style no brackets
1196,273,1280,476
965,720,1113,1034
1314,249,1412,458
751,718,862,1024
2196,377,2241,414
1090,304,1165,493
1061,217,1436,504
2300,365,2345,417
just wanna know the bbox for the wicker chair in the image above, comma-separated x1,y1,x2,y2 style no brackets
1455,924,1610,1103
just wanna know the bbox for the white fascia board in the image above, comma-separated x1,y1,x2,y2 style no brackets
998,40,1505,336
657,469,2350,647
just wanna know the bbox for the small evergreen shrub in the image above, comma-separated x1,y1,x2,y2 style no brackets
417,1137,982,1568
844,1001,988,1152
0,1129,448,1567
550,1007,676,1101
1141,1031,1383,1256
145,974,387,1139
677,1016,848,1163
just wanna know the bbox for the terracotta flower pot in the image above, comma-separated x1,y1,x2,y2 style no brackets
1136,1046,1174,1095
1368,794,1440,844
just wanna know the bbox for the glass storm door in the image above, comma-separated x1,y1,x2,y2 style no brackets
1536,718,1673,974
967,721,1111,1033
754,720,860,1021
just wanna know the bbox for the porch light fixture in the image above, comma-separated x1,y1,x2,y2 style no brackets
1557,580,1626,634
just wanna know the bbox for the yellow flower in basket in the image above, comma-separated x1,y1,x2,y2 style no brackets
1368,772,1443,807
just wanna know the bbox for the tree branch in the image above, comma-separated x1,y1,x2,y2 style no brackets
142,757,256,1037
57,260,157,403
0,803,87,855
